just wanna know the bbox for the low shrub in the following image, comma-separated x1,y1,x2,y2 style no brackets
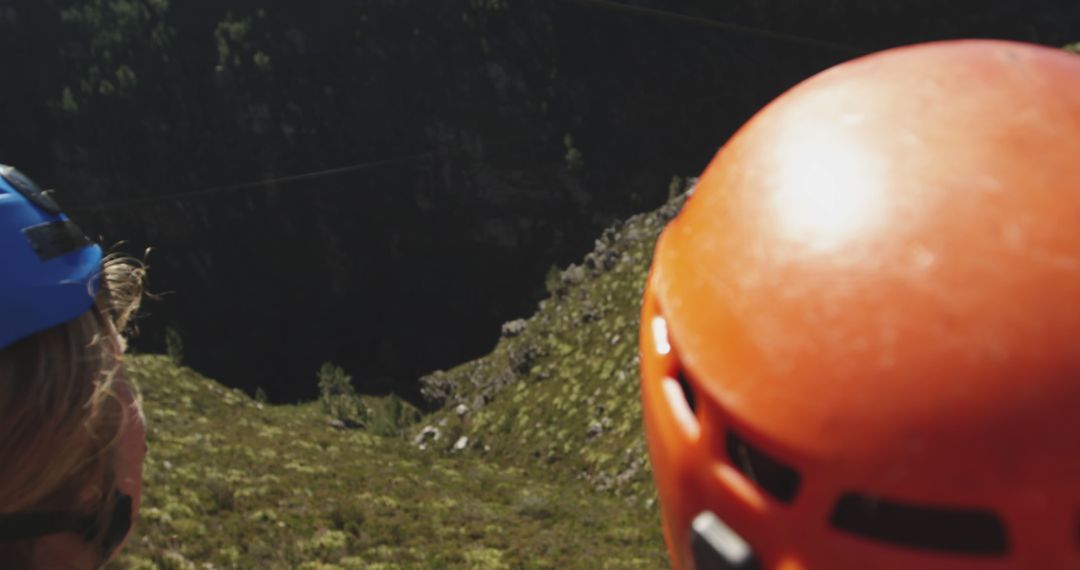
317,362,368,428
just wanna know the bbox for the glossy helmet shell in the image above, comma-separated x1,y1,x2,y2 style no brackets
640,40,1080,570
0,166,102,349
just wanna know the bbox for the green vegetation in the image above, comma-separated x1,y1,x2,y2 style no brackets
315,363,420,434
110,191,691,568
214,10,271,73
57,0,173,106
563,134,584,171
317,362,368,428
414,185,689,505
364,394,421,438
164,327,183,366
667,176,685,201
112,356,666,569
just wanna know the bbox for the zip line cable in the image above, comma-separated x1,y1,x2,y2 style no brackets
68,2,870,213
66,150,440,212
68,129,571,212
66,85,733,213
563,0,871,56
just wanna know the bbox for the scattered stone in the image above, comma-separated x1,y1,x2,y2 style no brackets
453,436,469,451
586,421,603,440
454,403,469,417
501,318,528,338
561,264,586,286
412,426,441,447
581,303,601,323
592,471,615,492
328,417,363,430
584,247,619,275
508,341,543,374
615,457,646,487
419,370,458,407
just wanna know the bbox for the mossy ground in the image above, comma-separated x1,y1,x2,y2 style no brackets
108,189,689,569
110,357,666,569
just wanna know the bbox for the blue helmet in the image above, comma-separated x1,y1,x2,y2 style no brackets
0,165,103,349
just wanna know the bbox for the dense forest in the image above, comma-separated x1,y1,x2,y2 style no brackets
0,0,1077,402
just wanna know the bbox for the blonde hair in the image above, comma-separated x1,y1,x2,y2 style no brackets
0,255,146,567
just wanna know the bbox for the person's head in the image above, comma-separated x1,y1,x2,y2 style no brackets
640,40,1080,569
0,166,146,569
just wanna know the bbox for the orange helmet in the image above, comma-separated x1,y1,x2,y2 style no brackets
640,40,1080,570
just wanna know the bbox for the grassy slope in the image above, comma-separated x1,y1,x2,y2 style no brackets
110,187,689,570
112,357,666,569
414,188,688,504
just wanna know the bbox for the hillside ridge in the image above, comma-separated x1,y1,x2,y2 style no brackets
113,186,692,569
412,183,691,501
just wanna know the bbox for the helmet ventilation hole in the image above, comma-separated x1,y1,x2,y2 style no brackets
829,493,1008,555
675,368,697,414
725,430,801,504
661,371,700,439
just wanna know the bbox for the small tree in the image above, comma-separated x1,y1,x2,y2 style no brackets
317,363,368,427
165,327,184,365
367,393,423,437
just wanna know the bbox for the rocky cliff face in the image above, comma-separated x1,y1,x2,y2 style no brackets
0,0,1075,401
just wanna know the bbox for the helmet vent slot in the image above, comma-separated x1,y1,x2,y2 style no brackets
829,493,1007,555
22,221,94,261
675,368,697,414
725,430,801,504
